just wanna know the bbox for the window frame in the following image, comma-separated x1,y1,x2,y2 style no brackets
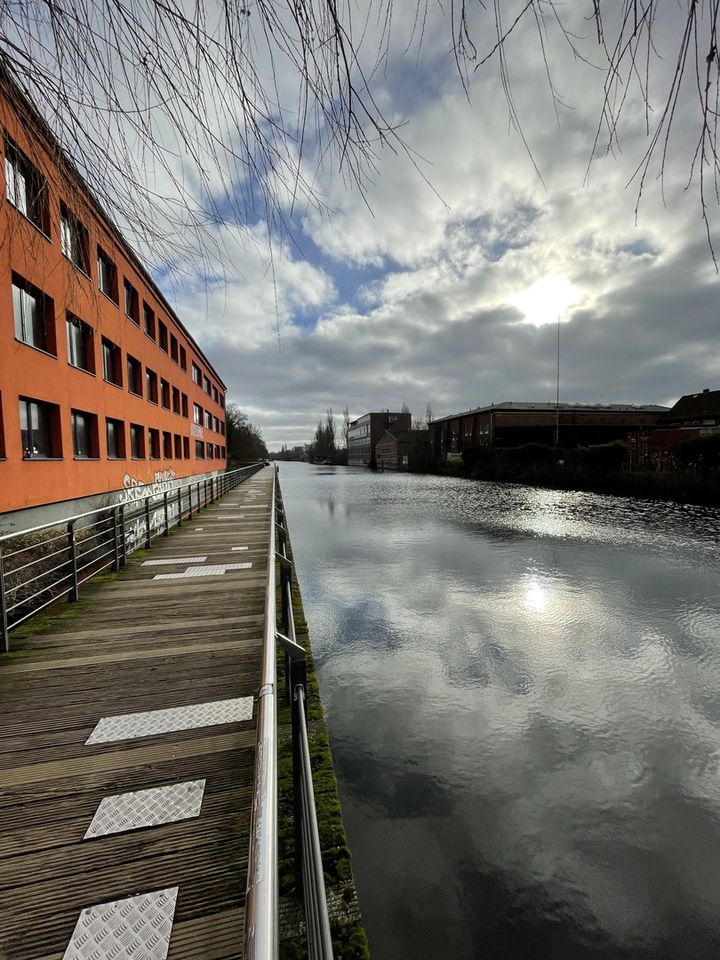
66,312,95,374
106,418,126,459
101,337,122,387
97,246,119,304
60,202,91,275
19,397,61,459
12,274,56,356
130,422,145,459
123,278,140,324
4,135,50,235
127,355,143,396
71,409,98,459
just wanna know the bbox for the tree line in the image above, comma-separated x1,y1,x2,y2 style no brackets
225,404,268,465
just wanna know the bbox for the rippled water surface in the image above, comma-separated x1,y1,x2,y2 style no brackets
278,462,720,960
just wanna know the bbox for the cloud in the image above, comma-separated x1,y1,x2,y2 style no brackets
137,2,720,448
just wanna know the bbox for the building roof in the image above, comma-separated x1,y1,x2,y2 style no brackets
0,68,226,389
659,389,720,422
349,411,411,426
429,401,669,425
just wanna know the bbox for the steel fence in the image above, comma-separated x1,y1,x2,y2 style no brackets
0,463,263,651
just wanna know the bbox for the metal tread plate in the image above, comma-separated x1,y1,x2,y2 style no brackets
86,697,254,744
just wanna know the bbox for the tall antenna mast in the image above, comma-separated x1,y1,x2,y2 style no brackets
554,314,560,447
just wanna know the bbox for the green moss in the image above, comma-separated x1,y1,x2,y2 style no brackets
277,486,371,960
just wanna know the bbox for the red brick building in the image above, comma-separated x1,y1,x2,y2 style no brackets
375,429,429,471
347,411,412,466
429,401,667,465
0,75,227,513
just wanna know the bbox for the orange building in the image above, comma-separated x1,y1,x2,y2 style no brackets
0,75,227,514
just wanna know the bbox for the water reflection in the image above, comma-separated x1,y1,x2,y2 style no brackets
279,462,720,960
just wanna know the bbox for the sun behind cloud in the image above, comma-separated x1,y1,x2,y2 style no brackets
510,274,580,327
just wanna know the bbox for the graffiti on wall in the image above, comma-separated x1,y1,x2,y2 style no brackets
117,469,184,553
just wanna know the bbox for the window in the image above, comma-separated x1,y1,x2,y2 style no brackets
148,428,160,459
71,410,97,458
146,368,158,403
220,393,225,409
172,387,180,414
174,434,182,458
179,346,187,371
204,375,211,395
220,420,225,437
170,334,179,363
5,136,49,233
195,439,205,458
123,279,140,324
181,393,188,418
160,379,170,409
163,431,172,458
127,355,142,396
60,203,90,273
193,403,203,426
205,410,213,430
158,320,168,353
214,416,220,433
97,246,118,302
215,444,221,459
192,362,201,385
105,418,125,458
130,423,145,459
143,302,155,339
12,274,55,354
19,397,60,458
102,337,122,386
207,443,214,459
213,386,219,403
66,313,94,373
182,437,190,458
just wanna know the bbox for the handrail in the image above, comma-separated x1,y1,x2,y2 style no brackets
0,463,263,651
0,464,260,543
274,481,334,959
244,465,279,958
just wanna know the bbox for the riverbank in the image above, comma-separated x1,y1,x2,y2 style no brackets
448,445,720,506
277,484,370,960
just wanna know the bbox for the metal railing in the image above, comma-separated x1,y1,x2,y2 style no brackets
0,463,263,651
244,468,334,960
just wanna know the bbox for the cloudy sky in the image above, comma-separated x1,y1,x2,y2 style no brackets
55,1,720,449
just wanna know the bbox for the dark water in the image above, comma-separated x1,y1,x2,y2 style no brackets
278,462,720,960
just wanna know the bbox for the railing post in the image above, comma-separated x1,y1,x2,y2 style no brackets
112,507,121,572
145,497,152,548
177,487,182,526
164,491,170,535
119,504,127,567
188,484,193,520
0,548,9,653
67,521,79,601
204,478,208,506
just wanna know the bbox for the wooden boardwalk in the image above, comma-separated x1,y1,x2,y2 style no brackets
0,468,274,960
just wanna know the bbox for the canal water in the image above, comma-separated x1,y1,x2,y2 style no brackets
278,462,720,960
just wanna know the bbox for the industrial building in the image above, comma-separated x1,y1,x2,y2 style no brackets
375,429,430,471
347,411,412,466
0,74,227,514
429,401,667,465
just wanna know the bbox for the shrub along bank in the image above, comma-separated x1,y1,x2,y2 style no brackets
454,438,720,506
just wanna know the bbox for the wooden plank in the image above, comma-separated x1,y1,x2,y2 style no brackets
0,469,274,959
